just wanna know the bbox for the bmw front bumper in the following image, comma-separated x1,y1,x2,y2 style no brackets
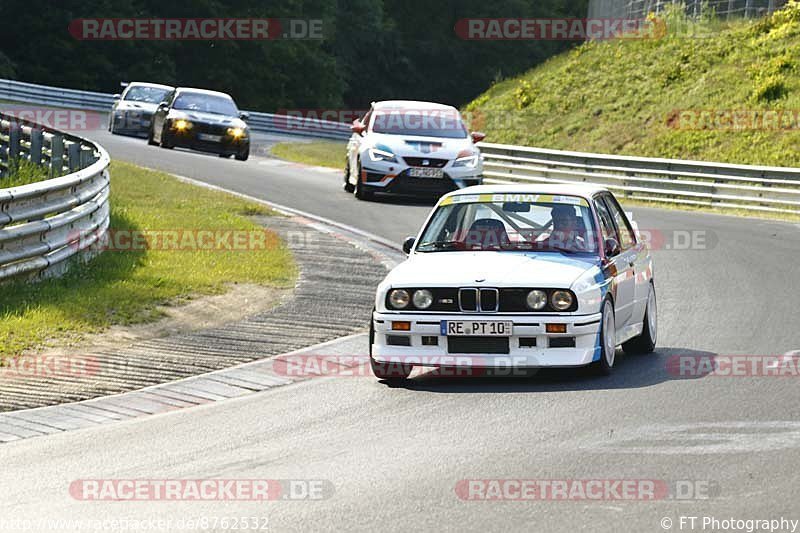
372,311,603,368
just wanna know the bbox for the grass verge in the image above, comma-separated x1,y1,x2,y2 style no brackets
1,159,50,187
465,3,800,167
271,140,346,169
0,161,297,359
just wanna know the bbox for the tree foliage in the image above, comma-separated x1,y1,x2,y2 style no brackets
1,0,586,110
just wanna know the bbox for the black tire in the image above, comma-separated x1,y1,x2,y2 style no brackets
591,299,617,376
343,158,355,192
622,283,657,355
354,160,373,201
146,127,158,146
369,312,412,382
160,128,174,149
235,145,249,161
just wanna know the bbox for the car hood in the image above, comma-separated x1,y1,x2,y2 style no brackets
167,110,246,129
367,132,476,159
383,251,601,289
117,101,159,113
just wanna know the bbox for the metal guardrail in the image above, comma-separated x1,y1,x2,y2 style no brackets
479,142,800,215
0,78,350,140
4,78,799,215
0,112,110,282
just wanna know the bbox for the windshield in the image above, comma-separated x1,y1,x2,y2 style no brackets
173,92,239,116
123,86,170,104
371,109,468,138
416,194,599,254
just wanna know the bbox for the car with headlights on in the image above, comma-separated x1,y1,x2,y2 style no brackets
370,184,657,381
148,88,250,161
344,100,484,200
109,82,173,137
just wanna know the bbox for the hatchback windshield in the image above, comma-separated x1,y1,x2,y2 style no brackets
371,109,468,138
173,92,239,116
416,195,599,254
123,86,170,104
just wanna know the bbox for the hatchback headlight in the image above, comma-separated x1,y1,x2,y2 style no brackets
452,154,479,168
368,146,397,163
551,290,574,311
412,289,433,309
526,290,547,310
227,127,246,138
389,289,410,309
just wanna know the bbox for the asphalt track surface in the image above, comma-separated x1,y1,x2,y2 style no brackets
1,128,798,532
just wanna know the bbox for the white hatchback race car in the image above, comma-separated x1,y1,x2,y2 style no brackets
370,184,657,381
344,100,485,200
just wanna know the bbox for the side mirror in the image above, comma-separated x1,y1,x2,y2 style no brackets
157,102,168,111
402,236,416,255
604,237,621,257
239,112,250,121
470,131,486,143
351,120,366,135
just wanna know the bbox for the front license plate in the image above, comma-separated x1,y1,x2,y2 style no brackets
409,167,444,178
441,320,513,337
198,133,222,142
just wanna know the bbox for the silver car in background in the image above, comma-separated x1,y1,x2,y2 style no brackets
109,82,173,137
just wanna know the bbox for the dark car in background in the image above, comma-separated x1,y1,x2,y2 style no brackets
148,88,250,161
109,82,173,137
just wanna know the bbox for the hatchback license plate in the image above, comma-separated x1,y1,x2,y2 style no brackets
441,320,513,337
198,133,222,142
409,167,444,178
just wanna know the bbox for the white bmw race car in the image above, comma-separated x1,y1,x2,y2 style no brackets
344,100,485,200
370,184,657,381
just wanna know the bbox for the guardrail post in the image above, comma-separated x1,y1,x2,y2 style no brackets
50,134,64,177
30,129,43,165
79,145,93,169
9,122,21,161
67,141,81,173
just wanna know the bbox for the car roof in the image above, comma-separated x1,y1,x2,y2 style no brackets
442,184,610,202
175,87,234,99
372,100,458,112
126,82,174,91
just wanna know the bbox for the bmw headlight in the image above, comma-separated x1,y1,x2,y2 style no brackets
389,289,410,309
368,146,397,163
452,154,479,168
227,127,246,139
412,289,433,309
526,290,547,310
551,290,574,311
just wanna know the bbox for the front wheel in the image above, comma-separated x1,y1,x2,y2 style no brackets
592,299,617,375
235,145,250,161
354,161,373,201
160,128,174,149
622,284,657,355
369,313,412,382
343,158,355,192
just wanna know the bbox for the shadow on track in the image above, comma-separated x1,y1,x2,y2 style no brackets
379,347,716,393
